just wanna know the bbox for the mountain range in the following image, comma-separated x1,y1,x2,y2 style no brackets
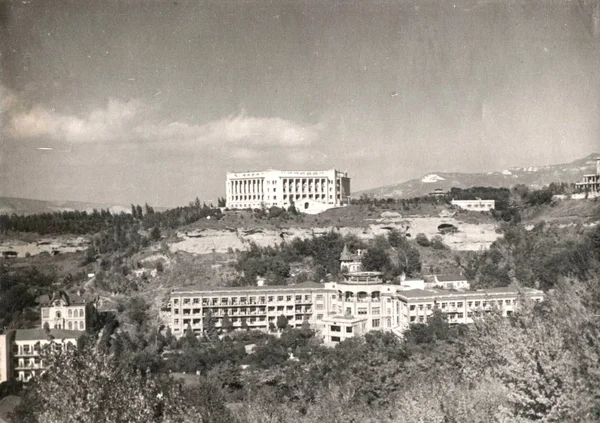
355,153,600,199
0,197,138,216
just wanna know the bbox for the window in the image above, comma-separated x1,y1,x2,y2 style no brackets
286,296,292,302
409,305,415,311
457,302,463,308
268,296,274,302
174,309,180,315
450,302,455,308
346,327,353,333
277,296,284,301
316,303,324,310
295,295,302,302
372,307,380,315
42,308,49,318
372,319,380,328
193,298,200,304
331,325,341,332
358,308,367,315
467,301,473,307
55,311,61,319
304,295,310,301
316,294,323,301
331,336,341,343
418,304,424,310
474,301,480,306
410,316,416,322
80,321,84,330
441,303,447,309
183,298,190,305
427,304,432,310
317,314,323,320
331,295,337,300
68,309,72,318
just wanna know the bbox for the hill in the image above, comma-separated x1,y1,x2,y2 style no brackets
356,153,599,198
0,196,163,216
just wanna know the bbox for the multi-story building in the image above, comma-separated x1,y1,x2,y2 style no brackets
39,291,92,332
167,274,543,346
169,282,331,336
0,329,85,383
395,286,543,333
450,199,495,211
0,290,91,383
575,157,600,195
225,169,351,214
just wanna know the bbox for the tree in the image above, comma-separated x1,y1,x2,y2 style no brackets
361,247,391,272
221,314,233,333
203,311,217,340
415,233,431,247
276,314,288,331
151,226,161,241
14,345,202,423
240,317,249,332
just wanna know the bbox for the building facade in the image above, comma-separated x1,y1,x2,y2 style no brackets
225,169,351,214
39,291,92,331
0,291,91,384
575,158,600,195
167,277,543,346
450,199,495,211
0,329,84,383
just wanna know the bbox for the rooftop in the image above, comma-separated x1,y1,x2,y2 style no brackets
398,286,543,300
15,328,85,342
172,281,325,295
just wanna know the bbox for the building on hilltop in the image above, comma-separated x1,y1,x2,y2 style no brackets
575,157,600,195
225,169,351,214
450,199,495,211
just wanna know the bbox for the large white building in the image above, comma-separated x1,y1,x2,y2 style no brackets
225,169,351,214
167,248,544,346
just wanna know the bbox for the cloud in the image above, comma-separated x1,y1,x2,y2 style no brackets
133,112,321,148
9,99,141,142
7,96,322,150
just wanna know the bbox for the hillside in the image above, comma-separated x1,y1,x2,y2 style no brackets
356,153,599,199
0,196,163,216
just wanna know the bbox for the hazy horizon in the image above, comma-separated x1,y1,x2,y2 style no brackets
2,1,599,207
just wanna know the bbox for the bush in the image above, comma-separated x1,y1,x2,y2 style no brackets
415,233,431,247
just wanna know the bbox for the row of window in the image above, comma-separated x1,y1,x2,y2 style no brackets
409,299,515,312
174,294,315,306
41,308,85,319
174,305,312,315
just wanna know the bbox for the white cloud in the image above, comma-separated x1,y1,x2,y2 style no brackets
7,97,322,150
133,113,321,148
9,99,141,142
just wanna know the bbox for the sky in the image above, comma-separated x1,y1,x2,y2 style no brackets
1,0,599,207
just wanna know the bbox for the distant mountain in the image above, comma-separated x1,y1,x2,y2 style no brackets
0,197,147,216
355,153,600,199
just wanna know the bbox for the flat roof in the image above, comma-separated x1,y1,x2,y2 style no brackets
321,315,368,323
172,281,326,295
398,286,543,300
15,328,85,342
